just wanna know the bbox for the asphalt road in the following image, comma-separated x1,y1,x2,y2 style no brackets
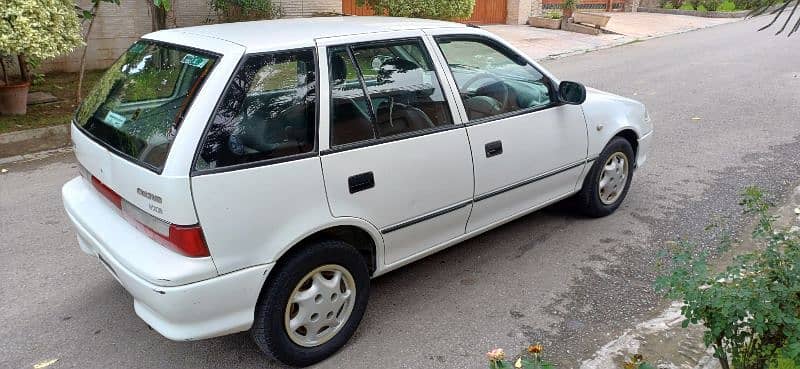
2,17,799,369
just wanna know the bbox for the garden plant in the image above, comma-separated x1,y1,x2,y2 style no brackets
0,0,83,114
356,0,475,19
656,187,800,369
486,344,556,369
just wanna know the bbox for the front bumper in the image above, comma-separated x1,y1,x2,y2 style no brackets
63,177,273,340
636,130,653,169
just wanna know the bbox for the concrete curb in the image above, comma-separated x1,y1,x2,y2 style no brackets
539,17,740,61
0,124,70,159
638,7,749,18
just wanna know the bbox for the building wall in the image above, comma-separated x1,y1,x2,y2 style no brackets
507,0,533,24
42,0,342,73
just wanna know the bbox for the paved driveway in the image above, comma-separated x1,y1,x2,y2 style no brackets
2,17,798,369
484,12,737,60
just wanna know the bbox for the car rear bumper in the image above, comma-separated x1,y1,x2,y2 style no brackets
636,130,653,169
63,176,272,340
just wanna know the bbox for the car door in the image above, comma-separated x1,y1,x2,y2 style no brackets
317,33,474,266
431,33,589,233
190,48,334,274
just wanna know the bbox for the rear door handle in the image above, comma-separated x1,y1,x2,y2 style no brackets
348,171,375,194
485,140,503,158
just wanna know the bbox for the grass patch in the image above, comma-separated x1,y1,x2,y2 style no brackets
0,70,104,134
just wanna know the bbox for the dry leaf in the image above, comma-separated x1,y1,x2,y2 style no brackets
33,358,59,368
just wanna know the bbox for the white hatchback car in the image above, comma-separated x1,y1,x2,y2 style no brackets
62,16,652,366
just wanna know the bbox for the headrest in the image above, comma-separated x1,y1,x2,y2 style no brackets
329,54,347,84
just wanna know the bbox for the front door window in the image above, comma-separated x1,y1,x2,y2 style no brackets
436,37,554,121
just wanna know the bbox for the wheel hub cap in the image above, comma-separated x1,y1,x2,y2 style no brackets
598,152,629,205
284,264,355,347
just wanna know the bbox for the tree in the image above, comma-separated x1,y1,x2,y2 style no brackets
750,0,800,36
0,0,84,83
356,0,475,19
75,0,172,102
75,0,119,103
208,0,283,22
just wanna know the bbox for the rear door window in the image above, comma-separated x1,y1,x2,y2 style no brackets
196,49,317,170
75,41,218,172
328,38,453,147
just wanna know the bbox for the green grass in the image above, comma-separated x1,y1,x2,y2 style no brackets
0,70,104,134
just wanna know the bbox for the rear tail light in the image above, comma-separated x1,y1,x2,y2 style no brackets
91,176,122,209
88,174,210,258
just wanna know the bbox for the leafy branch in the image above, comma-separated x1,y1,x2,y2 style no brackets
749,0,800,36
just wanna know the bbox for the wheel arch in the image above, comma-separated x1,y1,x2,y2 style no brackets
269,219,383,278
612,128,639,163
577,127,640,192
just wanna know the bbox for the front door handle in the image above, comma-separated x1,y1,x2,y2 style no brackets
348,171,375,194
485,140,503,158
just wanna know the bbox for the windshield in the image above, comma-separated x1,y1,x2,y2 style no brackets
75,41,218,172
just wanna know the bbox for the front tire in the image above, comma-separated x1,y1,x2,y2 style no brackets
576,136,635,217
251,240,370,367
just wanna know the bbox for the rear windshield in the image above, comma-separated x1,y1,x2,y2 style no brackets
75,41,218,172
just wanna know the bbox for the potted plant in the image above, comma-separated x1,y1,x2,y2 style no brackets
529,11,562,29
562,0,578,20
0,0,84,115
0,56,30,115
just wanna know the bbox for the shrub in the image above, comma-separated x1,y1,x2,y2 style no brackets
209,0,283,22
702,0,722,10
732,0,757,9
357,0,475,19
656,187,800,369
670,0,684,9
544,11,563,19
0,0,83,82
717,0,738,11
684,0,701,9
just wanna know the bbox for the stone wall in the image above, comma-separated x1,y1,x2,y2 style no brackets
507,0,533,24
638,0,660,7
42,0,341,73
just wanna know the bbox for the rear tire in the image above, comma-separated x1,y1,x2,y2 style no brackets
576,136,635,218
251,240,370,367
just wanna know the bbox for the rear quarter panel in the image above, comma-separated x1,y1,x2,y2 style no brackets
190,158,385,275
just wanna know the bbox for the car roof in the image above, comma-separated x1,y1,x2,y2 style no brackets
149,16,467,51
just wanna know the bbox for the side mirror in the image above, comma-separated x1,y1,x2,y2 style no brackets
558,81,586,105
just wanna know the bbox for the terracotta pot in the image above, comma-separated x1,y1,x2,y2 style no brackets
563,8,574,19
0,81,30,115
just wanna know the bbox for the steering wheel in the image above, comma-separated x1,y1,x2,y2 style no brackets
459,72,510,112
